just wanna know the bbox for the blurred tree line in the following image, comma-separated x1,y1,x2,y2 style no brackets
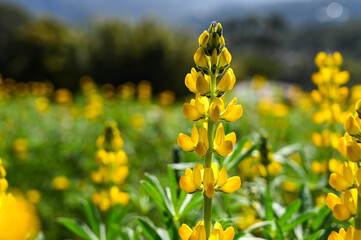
1,2,361,95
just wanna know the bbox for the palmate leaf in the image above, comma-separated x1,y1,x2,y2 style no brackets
57,217,99,240
145,173,175,216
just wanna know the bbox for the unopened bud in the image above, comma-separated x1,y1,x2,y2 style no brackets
194,47,210,70
219,48,232,69
198,31,208,48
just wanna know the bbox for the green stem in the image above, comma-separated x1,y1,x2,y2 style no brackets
356,193,361,230
203,73,217,238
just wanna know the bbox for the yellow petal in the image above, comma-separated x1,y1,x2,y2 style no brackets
219,48,231,68
223,227,235,240
222,105,243,122
191,124,199,144
206,182,215,198
221,176,241,193
194,47,209,69
198,30,208,47
195,142,208,158
326,193,341,210
218,167,227,187
185,73,197,93
196,75,210,95
180,175,198,193
183,103,202,121
177,133,196,152
199,127,209,149
215,140,233,157
179,224,193,240
225,132,236,146
329,173,353,191
193,164,203,188
210,104,220,123
328,231,345,240
335,71,350,85
211,162,219,181
214,123,225,147
333,204,351,221
209,229,221,240
347,141,361,162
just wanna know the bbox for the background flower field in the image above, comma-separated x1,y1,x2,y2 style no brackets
1,1,361,239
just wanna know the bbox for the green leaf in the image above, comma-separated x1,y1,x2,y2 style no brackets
265,188,274,222
167,165,178,211
225,141,260,171
311,206,331,231
57,217,99,240
244,221,273,233
80,199,101,237
141,180,166,212
283,211,317,232
136,217,162,240
279,200,302,225
305,230,323,240
145,173,175,216
275,221,284,240
178,193,202,217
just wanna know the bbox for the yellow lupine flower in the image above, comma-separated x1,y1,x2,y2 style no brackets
329,158,344,174
326,189,357,221
339,133,361,162
216,68,236,94
329,162,361,191
179,164,203,193
183,94,210,121
328,226,361,240
180,163,241,198
213,123,236,157
209,98,243,123
179,221,235,240
185,68,211,95
194,47,210,69
344,113,361,136
179,221,206,240
177,124,209,157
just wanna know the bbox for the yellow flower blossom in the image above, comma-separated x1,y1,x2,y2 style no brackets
216,68,236,95
326,188,357,221
344,113,361,137
179,221,235,240
183,94,210,121
177,124,209,157
213,123,236,157
209,98,243,123
329,162,361,191
328,226,361,240
194,47,210,70
185,68,211,95
180,163,241,199
339,133,361,162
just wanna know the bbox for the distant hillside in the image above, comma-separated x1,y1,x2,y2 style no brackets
1,0,361,28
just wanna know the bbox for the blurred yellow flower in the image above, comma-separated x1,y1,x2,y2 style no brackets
52,176,71,190
0,193,40,240
158,90,175,106
54,88,73,105
26,189,41,204
137,81,152,103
